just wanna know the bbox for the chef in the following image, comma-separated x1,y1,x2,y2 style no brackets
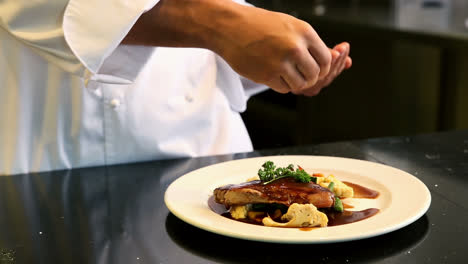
0,0,351,175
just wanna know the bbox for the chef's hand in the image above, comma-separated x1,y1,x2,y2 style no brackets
215,4,332,94
299,42,352,96
123,0,350,95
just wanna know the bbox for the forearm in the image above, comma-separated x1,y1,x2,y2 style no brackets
122,0,243,54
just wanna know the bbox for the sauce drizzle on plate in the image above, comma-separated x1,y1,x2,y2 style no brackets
344,181,380,199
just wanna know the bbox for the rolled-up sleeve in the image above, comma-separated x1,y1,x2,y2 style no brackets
0,0,159,84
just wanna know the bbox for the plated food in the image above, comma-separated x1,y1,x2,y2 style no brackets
165,155,431,243
211,161,379,229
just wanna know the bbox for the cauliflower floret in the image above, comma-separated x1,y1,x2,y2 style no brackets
262,203,328,228
316,174,354,199
229,204,252,219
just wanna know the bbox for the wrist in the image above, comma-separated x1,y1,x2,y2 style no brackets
189,0,247,54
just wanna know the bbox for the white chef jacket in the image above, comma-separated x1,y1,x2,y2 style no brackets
0,0,267,175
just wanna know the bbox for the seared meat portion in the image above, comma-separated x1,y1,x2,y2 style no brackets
214,178,334,208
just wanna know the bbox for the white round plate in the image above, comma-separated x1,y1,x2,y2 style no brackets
164,156,431,244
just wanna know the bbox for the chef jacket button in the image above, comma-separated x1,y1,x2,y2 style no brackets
110,99,121,108
185,94,194,103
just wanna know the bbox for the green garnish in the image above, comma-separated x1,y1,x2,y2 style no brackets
328,182,335,191
258,161,316,185
334,197,344,212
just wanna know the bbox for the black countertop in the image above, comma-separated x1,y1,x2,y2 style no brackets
1,130,468,263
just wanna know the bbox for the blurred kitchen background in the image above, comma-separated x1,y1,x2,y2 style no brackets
243,0,468,149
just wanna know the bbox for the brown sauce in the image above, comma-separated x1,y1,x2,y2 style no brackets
208,181,380,229
208,195,228,215
327,208,380,226
343,181,380,199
